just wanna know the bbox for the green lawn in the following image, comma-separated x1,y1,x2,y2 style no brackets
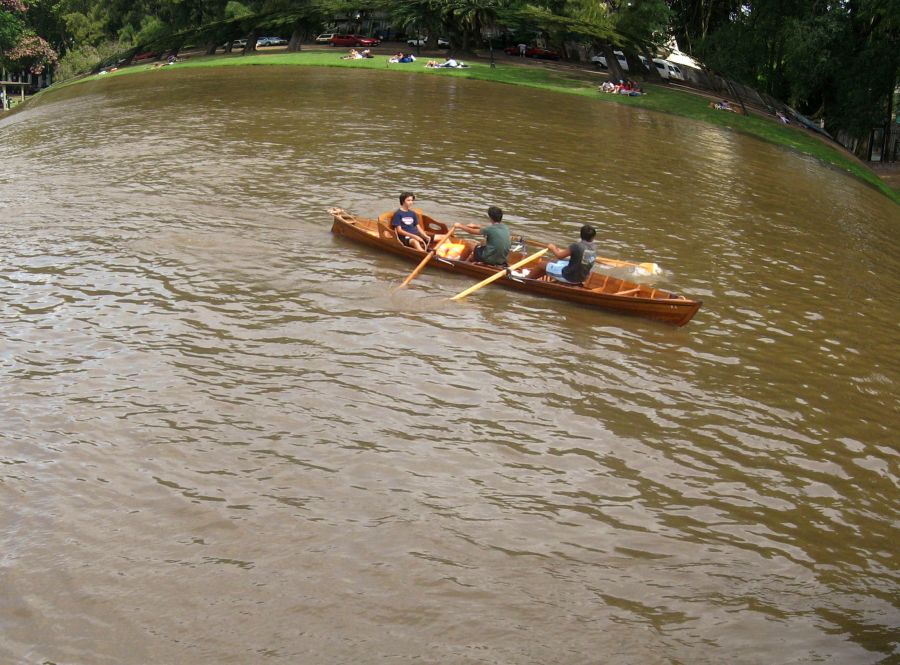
47,50,900,204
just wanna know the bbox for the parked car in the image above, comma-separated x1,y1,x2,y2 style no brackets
257,36,287,47
504,45,560,60
221,39,247,50
406,36,450,48
330,34,381,47
315,33,335,44
632,56,685,80
660,61,684,80
591,50,628,71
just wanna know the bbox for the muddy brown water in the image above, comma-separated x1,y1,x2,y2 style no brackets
1,66,897,664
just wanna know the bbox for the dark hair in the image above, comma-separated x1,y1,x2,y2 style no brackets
399,192,415,205
487,206,503,223
580,224,596,241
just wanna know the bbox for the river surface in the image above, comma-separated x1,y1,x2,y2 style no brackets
1,66,898,664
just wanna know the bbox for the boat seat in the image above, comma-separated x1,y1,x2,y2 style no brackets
589,275,611,293
614,286,642,296
377,214,399,242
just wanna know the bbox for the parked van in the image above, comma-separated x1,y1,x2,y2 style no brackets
591,50,628,71
635,56,685,80
660,60,684,80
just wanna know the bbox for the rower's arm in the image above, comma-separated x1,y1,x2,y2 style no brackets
547,243,570,259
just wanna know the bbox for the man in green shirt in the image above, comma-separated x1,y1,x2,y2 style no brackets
458,206,511,266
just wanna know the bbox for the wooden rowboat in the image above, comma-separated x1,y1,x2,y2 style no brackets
330,208,702,326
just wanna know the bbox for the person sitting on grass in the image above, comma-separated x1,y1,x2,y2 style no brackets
389,52,416,64
433,57,467,68
712,100,739,112
341,49,362,60
617,80,644,96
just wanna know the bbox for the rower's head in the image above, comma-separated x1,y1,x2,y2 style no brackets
399,192,415,208
580,224,596,241
487,206,503,223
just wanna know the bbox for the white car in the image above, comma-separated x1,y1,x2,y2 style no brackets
591,50,628,71
660,61,684,80
637,56,685,80
407,36,450,48
315,33,335,44
257,36,287,47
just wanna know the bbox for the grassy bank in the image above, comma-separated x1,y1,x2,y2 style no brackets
42,49,900,204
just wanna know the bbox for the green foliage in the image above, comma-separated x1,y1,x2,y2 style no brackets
225,1,254,19
53,39,123,80
134,15,170,44
675,0,900,141
1,5,25,52
780,14,840,109
60,6,107,46
615,0,670,51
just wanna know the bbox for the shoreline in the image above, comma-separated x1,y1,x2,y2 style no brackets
16,44,900,204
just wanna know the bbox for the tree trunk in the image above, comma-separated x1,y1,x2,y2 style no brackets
725,79,749,115
205,40,217,56
288,28,302,52
623,51,649,81
243,31,258,54
602,43,626,83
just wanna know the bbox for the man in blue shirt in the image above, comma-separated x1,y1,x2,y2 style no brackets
391,192,431,251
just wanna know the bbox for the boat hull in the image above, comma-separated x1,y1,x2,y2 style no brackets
330,211,702,326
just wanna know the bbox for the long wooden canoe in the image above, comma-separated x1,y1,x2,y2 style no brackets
330,208,702,326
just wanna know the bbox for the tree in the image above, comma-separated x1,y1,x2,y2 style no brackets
1,0,27,53
1,0,58,74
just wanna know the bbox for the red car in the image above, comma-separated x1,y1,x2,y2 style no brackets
504,45,560,60
330,34,381,47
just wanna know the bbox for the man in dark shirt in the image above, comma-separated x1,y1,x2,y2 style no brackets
546,224,597,284
390,192,431,251
456,206,511,266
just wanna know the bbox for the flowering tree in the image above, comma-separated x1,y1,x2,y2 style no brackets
5,33,58,73
0,0,58,74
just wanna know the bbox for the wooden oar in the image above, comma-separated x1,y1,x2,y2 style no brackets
396,228,457,290
450,248,548,301
520,237,661,275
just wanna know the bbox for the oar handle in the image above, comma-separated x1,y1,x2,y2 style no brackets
450,248,548,301
397,228,457,289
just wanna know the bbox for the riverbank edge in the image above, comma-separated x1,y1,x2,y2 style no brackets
18,48,900,205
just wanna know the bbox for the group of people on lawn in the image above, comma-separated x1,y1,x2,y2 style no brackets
389,193,598,285
599,79,644,96
342,48,466,68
